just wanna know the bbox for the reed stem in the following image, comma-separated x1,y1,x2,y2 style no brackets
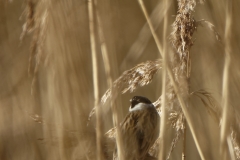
158,0,169,159
220,0,232,159
88,1,103,159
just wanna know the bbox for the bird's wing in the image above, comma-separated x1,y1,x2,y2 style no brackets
114,109,159,159
119,111,142,158
137,110,160,159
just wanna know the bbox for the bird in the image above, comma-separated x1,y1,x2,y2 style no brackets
113,96,160,160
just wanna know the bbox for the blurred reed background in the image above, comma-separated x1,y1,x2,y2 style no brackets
0,0,240,159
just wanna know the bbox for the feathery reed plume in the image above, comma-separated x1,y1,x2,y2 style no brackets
169,111,185,132
88,0,104,159
102,59,162,103
167,129,182,160
88,59,162,122
21,0,49,94
20,0,35,39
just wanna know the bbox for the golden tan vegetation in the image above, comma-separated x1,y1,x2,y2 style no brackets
1,0,240,159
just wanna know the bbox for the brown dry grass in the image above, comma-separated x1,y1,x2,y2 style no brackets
1,0,240,160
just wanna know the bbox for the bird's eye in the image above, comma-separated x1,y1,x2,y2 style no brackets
130,100,139,108
130,96,152,109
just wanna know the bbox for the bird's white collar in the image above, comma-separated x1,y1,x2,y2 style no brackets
129,103,154,112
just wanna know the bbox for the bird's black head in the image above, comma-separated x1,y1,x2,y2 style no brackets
130,96,152,109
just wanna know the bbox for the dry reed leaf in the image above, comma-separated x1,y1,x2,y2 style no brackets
191,89,221,123
192,89,240,158
191,88,240,159
196,19,221,41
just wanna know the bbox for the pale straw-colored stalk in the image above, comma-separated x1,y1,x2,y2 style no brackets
158,0,168,159
88,1,103,159
220,0,232,159
138,0,205,159
95,5,124,160
182,119,186,160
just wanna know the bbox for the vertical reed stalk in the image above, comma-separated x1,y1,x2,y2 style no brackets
158,0,168,159
95,5,124,160
182,119,186,160
88,1,103,159
220,0,232,159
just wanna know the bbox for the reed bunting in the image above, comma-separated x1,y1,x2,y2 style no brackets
113,96,160,160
